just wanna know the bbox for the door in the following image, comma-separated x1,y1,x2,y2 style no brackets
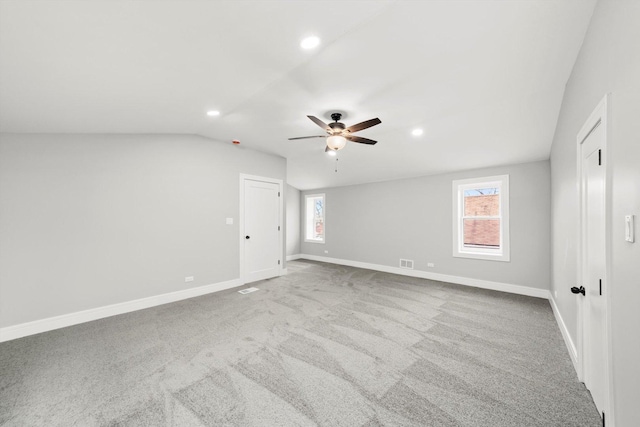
242,177,281,283
579,117,608,418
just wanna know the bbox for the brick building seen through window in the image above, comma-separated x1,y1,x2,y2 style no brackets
463,192,500,248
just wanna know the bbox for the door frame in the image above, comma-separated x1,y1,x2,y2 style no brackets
575,93,614,424
239,173,284,284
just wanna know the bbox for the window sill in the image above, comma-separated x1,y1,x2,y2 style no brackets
453,250,510,262
304,239,325,244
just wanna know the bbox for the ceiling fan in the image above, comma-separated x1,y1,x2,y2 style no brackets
289,113,381,153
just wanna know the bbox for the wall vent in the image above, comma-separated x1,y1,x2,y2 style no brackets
238,287,260,295
399,259,414,269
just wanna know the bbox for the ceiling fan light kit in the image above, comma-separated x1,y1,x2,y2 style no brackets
326,135,347,150
289,112,381,152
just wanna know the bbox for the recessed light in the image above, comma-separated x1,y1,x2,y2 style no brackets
412,128,424,136
300,36,320,50
206,110,220,117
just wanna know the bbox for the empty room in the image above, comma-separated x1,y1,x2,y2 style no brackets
0,1,638,426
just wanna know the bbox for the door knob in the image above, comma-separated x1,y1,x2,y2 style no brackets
245,235,250,240
571,286,585,296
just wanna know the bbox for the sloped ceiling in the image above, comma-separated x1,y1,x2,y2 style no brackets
0,1,596,190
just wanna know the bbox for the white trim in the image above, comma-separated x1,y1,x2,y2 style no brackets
279,268,288,276
575,93,614,424
0,278,243,343
452,175,510,262
304,193,325,244
549,294,578,371
296,254,547,299
239,174,285,284
286,254,302,261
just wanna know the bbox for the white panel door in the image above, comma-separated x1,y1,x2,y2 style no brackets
581,122,607,416
243,179,280,283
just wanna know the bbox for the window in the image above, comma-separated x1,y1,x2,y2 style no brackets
305,193,325,243
452,175,509,261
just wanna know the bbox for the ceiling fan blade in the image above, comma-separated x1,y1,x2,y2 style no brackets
307,115,331,132
345,118,381,133
288,135,326,140
346,135,377,145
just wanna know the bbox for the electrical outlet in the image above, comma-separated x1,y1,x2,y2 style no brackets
324,250,329,254
554,290,558,298
427,262,435,268
185,276,194,283
226,217,233,225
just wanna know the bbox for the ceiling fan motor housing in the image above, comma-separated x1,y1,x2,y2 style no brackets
328,121,345,133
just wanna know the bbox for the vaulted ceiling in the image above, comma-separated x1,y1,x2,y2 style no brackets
0,1,596,189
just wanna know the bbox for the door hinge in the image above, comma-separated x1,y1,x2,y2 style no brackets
278,191,280,197
278,225,280,231
598,149,602,165
599,279,602,295
278,260,281,265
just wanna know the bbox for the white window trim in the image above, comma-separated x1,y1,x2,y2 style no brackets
452,175,510,262
304,193,325,244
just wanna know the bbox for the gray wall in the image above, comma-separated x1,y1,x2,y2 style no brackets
285,184,300,257
301,160,550,290
0,133,286,328
549,0,640,424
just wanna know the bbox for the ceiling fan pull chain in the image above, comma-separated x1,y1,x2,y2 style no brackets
335,157,339,173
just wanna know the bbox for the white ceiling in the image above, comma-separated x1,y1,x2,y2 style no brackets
0,1,596,190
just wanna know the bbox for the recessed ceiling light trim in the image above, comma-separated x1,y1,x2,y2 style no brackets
412,128,424,136
206,110,220,117
300,36,320,50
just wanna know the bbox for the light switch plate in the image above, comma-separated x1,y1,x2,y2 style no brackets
226,217,233,225
625,215,635,242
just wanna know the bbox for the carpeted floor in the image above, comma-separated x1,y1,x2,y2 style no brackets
0,260,601,426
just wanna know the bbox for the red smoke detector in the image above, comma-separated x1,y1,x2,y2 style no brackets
232,140,240,145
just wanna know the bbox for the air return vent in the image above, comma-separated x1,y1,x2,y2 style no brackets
399,259,414,269
238,287,259,295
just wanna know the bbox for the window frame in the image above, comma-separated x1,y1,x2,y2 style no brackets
304,193,325,244
452,175,510,262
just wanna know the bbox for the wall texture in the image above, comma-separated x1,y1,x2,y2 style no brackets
0,134,286,328
549,0,640,424
285,184,300,256
301,160,550,290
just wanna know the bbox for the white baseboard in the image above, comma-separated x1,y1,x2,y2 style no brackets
0,278,243,343
549,294,578,371
296,254,549,299
0,257,558,345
